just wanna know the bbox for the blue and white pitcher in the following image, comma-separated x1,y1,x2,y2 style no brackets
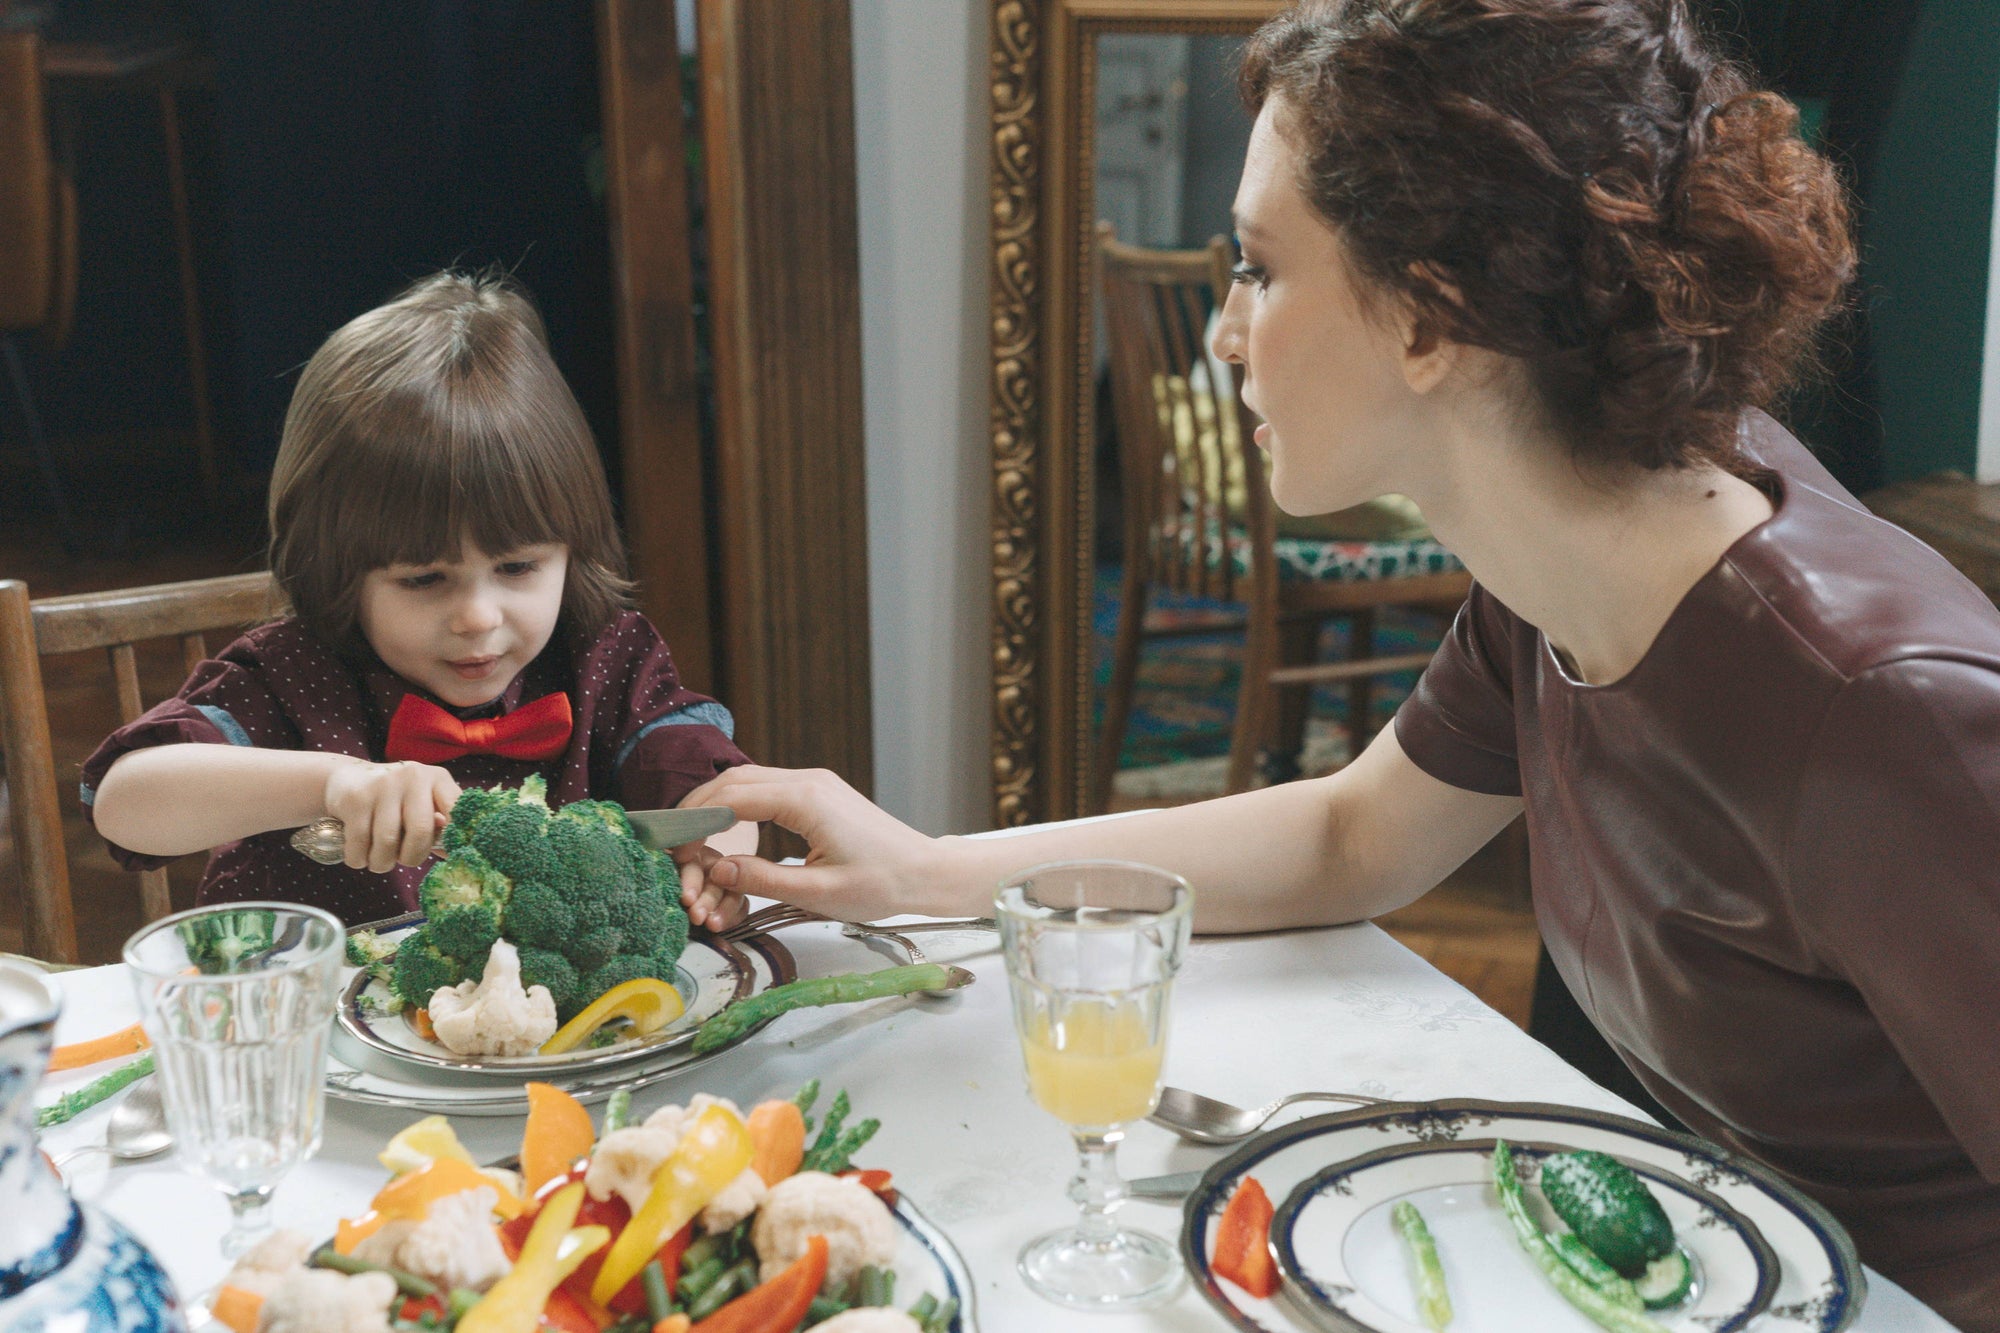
0,962,185,1332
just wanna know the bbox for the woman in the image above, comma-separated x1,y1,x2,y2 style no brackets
677,1,2000,1319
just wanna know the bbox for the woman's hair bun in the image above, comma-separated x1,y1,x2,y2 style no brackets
1241,0,1857,473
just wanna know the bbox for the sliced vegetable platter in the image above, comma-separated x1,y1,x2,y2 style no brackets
335,913,785,1080
325,926,798,1115
1180,1100,1864,1333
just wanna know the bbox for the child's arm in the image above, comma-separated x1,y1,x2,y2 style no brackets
93,746,460,873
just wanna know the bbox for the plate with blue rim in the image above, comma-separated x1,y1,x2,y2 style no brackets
1181,1100,1864,1333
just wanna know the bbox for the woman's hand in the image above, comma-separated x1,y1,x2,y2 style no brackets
323,759,460,873
676,765,943,921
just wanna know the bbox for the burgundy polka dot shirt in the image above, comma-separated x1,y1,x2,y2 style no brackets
80,611,750,928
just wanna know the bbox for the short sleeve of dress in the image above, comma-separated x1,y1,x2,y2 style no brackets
79,638,305,870
589,614,752,811
1788,658,2000,1182
1392,582,1525,797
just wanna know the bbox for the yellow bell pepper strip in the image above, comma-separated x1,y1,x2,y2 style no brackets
335,1156,524,1254
592,1104,753,1305
379,1114,478,1175
540,978,686,1055
457,1182,609,1333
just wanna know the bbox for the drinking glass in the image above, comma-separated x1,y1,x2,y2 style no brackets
124,902,344,1259
997,859,1193,1309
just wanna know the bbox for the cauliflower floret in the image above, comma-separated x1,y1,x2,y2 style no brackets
392,1186,510,1293
812,1311,922,1333
346,1220,419,1271
427,939,558,1056
700,1164,770,1233
584,1125,680,1211
750,1171,898,1291
255,1267,398,1333
640,1092,742,1140
222,1229,315,1297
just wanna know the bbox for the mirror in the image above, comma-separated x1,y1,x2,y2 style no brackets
987,1,1285,826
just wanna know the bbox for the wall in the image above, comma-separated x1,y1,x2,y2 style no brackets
850,0,994,834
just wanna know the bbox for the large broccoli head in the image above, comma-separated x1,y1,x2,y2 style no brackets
383,780,693,1021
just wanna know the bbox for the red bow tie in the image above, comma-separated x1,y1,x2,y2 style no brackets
384,692,573,764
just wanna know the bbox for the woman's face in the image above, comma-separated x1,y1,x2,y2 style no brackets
1211,100,1426,516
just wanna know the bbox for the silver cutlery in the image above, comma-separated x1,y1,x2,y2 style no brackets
291,804,739,865
1148,1085,1387,1145
1127,1169,1205,1200
724,905,994,995
52,1078,172,1173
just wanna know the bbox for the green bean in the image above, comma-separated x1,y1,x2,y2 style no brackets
692,966,964,1053
907,1292,938,1323
675,1255,727,1303
602,1088,634,1136
1492,1142,1668,1333
925,1295,960,1333
804,1295,851,1326
37,1054,156,1129
685,1258,758,1320
641,1259,672,1321
1393,1201,1453,1330
857,1265,892,1307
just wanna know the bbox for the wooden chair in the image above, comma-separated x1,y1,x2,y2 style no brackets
0,572,277,963
1092,223,1473,808
0,29,81,532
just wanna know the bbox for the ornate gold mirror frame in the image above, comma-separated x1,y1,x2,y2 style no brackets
988,0,1284,825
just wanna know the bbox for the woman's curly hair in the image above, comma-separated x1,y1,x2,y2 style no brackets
1240,0,1856,473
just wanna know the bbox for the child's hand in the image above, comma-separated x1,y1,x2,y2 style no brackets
323,759,461,873
674,839,751,932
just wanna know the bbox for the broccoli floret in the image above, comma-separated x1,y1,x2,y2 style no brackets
556,798,634,838
471,802,559,885
516,773,549,807
546,817,630,889
585,954,667,999
344,929,397,981
607,888,670,946
390,932,463,1009
428,902,502,959
439,785,508,851
654,899,690,972
570,924,625,975
417,848,511,920
176,908,279,975
517,947,584,1019
505,880,574,950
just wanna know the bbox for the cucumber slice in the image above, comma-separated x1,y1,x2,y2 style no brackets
1635,1249,1693,1310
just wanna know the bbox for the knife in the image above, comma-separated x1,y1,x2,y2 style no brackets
625,805,739,851
289,804,738,865
1127,1169,1205,1200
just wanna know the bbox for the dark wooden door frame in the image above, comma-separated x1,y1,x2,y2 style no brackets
597,0,873,794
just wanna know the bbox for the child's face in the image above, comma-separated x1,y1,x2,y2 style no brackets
357,541,569,708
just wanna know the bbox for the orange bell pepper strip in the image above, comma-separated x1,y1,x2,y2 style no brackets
48,1022,150,1072
689,1234,827,1333
335,1157,524,1254
207,1284,264,1333
457,1182,608,1333
653,1318,692,1333
591,1104,752,1306
523,1083,598,1196
1211,1175,1279,1299
744,1100,806,1185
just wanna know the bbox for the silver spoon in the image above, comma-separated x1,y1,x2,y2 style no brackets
52,1079,173,1172
1148,1084,1388,1145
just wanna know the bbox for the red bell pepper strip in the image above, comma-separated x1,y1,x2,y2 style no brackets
1212,1176,1279,1299
689,1234,828,1333
838,1168,898,1208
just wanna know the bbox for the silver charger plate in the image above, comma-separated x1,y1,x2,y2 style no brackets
333,913,780,1080
1182,1100,1865,1333
1270,1139,1778,1333
324,926,796,1115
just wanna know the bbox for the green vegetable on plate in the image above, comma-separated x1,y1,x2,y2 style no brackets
1492,1141,1669,1333
690,964,968,1054
1539,1149,1676,1279
1393,1199,1453,1330
36,1052,155,1129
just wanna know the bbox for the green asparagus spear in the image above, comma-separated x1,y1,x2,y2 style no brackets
36,1053,155,1129
1550,1232,1644,1310
924,1295,959,1333
1492,1142,1669,1333
805,1116,880,1175
692,965,966,1053
1393,1200,1453,1330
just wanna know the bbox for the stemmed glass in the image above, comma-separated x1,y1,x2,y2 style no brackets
124,902,344,1260
997,859,1193,1310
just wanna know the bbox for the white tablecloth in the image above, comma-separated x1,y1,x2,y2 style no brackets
35,913,1955,1330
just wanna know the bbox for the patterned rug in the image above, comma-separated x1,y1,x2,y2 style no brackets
1092,567,1447,798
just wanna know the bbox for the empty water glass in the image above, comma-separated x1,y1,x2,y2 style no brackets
123,903,344,1260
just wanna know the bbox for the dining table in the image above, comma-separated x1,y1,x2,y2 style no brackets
31,824,1962,1332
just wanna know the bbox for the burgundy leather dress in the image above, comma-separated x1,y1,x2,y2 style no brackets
1396,411,2000,1326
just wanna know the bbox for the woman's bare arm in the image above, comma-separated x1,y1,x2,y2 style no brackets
682,726,1521,932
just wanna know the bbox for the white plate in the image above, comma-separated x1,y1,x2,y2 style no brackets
335,915,788,1080
1182,1100,1865,1333
1271,1140,1778,1333
324,930,796,1115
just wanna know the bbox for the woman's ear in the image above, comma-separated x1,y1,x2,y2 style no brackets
1398,263,1462,396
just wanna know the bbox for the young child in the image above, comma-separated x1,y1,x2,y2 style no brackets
86,271,757,928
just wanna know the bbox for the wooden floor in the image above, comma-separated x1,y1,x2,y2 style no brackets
0,441,1542,1027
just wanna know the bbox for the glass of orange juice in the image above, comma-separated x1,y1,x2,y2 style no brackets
997,859,1193,1309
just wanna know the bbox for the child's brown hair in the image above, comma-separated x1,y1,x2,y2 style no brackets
269,270,632,660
